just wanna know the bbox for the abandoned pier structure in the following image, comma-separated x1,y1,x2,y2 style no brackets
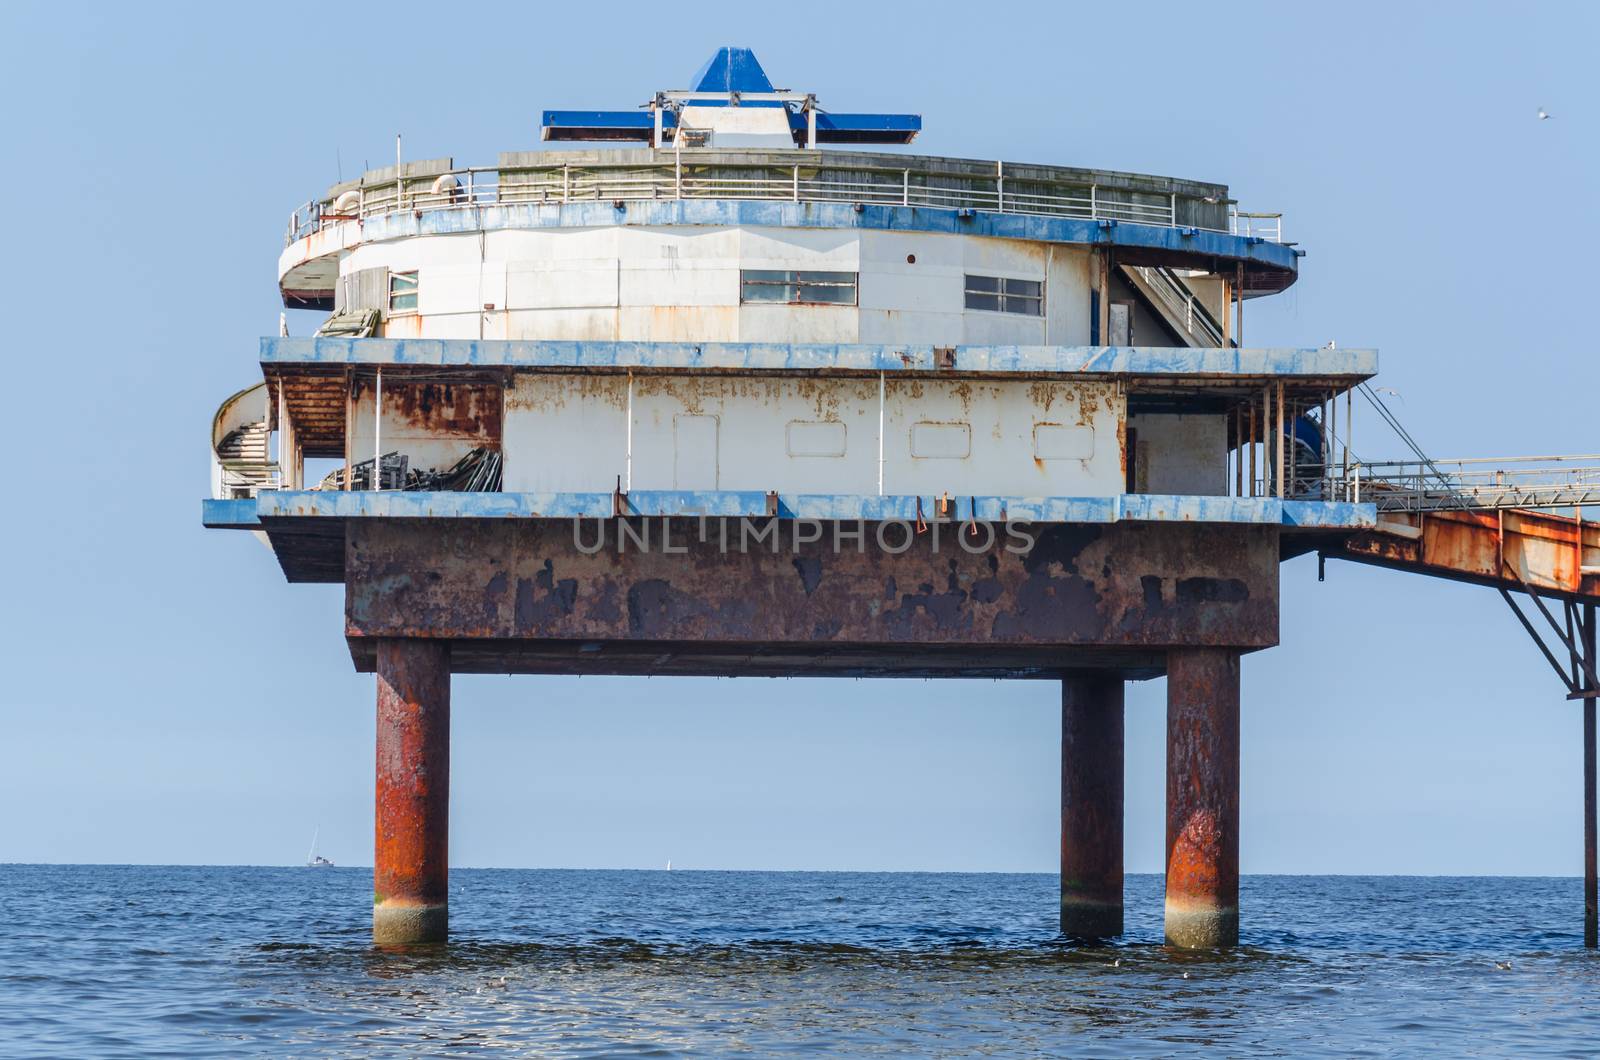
205,49,1600,947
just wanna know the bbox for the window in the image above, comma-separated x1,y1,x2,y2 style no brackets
388,270,418,313
964,274,1043,316
740,270,857,306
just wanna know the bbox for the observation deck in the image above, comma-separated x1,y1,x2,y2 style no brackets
202,45,1598,952
279,149,1295,313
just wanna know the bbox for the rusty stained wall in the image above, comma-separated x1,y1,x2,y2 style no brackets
348,377,502,477
343,518,1280,663
501,372,1125,497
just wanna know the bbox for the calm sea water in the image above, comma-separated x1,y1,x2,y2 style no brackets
2,866,1596,1057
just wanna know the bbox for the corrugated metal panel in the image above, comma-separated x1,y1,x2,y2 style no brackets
335,266,389,314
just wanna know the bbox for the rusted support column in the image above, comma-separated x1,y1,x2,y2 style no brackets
374,638,451,945
1060,674,1124,939
1586,693,1596,949
1165,648,1241,949
1586,603,1597,948
1097,251,1111,344
1235,262,1245,347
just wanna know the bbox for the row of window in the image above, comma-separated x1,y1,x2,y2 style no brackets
380,269,1045,316
737,270,1044,316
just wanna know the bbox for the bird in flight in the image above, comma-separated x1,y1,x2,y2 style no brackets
1537,107,1552,120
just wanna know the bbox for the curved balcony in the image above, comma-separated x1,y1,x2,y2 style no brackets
279,149,1294,309
211,382,278,499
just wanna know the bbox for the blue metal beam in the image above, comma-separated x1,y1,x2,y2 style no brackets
260,337,1377,379
206,492,1376,530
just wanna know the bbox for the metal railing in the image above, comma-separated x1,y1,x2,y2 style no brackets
1230,211,1283,242
216,461,282,499
1337,456,1600,513
1128,265,1226,346
286,158,1281,247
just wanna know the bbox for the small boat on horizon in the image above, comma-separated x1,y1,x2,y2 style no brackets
306,827,334,868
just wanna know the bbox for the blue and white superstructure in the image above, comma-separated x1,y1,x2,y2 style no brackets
239,47,1349,525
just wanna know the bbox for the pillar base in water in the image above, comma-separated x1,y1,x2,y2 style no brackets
1164,647,1240,950
1163,900,1239,950
1059,896,1123,941
373,902,448,945
1060,673,1125,940
374,638,451,946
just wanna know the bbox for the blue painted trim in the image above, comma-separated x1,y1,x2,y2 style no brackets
333,200,1298,285
260,336,1378,379
542,110,678,130
1280,499,1375,528
233,491,1377,529
805,112,922,134
202,498,261,528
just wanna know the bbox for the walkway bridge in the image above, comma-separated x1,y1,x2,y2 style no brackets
1286,385,1599,702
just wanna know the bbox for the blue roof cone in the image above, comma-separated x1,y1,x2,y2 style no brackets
542,48,919,144
690,47,775,94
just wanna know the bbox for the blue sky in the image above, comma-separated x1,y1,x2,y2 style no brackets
1,1,1595,874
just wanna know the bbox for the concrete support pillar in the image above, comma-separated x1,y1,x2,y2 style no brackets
374,638,451,945
1164,648,1241,949
1060,674,1124,939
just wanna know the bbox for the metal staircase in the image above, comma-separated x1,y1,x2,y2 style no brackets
211,382,280,499
1123,264,1226,347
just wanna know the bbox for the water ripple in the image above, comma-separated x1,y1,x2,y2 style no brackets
0,866,1595,1056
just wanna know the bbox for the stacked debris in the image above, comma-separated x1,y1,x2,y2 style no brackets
406,447,503,492
314,308,381,338
319,453,409,491
316,448,502,492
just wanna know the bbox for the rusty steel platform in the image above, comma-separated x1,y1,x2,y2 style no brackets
337,519,1280,679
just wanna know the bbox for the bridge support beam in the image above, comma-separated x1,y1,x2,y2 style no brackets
1060,674,1124,939
374,638,451,945
1164,648,1241,949
1586,602,1597,949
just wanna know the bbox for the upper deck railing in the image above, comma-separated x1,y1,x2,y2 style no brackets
284,154,1283,248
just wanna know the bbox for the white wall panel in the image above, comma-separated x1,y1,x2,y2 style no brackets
1129,413,1227,495
507,261,617,310
738,305,859,343
616,306,740,342
1046,246,1093,344
738,226,859,267
501,372,1124,498
341,225,1099,347
503,308,620,341
880,379,1123,497
502,375,628,492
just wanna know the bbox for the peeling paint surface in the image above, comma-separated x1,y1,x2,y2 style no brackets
373,639,450,943
262,336,1379,380
340,519,1280,677
1164,647,1241,948
1341,507,1600,602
